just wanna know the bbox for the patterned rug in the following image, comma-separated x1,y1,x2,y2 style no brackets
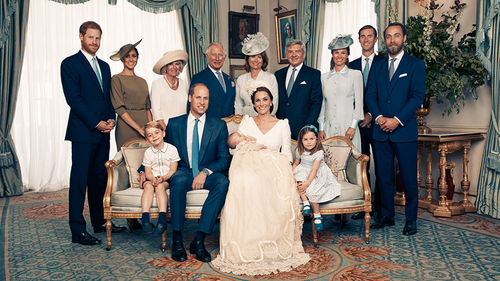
1,190,500,280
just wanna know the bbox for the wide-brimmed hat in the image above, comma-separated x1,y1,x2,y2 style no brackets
328,34,353,50
242,32,269,56
110,39,142,61
153,50,188,75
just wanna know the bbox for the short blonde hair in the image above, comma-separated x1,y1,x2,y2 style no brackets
143,121,163,134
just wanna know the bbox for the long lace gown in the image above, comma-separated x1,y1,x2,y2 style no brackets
212,115,310,275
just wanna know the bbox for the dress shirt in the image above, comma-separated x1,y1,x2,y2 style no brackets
208,65,224,80
187,112,205,169
285,63,304,88
361,53,376,71
80,49,102,79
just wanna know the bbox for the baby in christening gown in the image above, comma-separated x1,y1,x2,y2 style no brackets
212,132,310,276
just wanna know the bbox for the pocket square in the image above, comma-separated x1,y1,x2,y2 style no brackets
300,81,307,85
399,73,408,78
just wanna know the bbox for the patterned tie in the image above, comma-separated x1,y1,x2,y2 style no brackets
389,58,397,81
92,57,103,91
363,57,370,86
192,118,200,177
287,68,297,97
216,71,226,93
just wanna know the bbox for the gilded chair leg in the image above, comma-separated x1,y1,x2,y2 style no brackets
364,212,370,244
161,230,167,252
311,217,318,247
106,219,112,251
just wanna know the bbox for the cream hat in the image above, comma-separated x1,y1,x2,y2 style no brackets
328,34,354,50
242,32,269,56
244,80,273,97
110,39,142,61
153,50,188,75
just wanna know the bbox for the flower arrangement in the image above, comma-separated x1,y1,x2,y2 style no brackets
386,0,487,116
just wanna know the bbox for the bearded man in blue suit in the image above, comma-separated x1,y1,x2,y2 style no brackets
366,22,426,236
190,42,236,118
61,21,125,246
350,25,384,219
166,84,230,263
275,40,323,140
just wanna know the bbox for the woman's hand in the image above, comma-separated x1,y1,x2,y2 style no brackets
345,127,355,140
319,130,326,141
139,128,145,137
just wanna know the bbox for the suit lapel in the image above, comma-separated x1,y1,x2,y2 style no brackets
389,54,409,93
199,117,212,162
289,65,306,98
78,51,104,94
205,67,226,93
380,57,390,93
178,116,189,166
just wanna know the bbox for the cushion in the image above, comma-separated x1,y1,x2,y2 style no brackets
323,145,352,181
122,146,149,189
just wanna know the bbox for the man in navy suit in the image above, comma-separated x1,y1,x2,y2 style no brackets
350,25,383,220
275,40,322,140
366,22,425,236
190,42,236,118
166,83,230,262
61,21,125,246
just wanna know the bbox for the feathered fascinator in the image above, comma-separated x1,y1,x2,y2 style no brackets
244,80,272,98
242,32,270,56
328,34,354,50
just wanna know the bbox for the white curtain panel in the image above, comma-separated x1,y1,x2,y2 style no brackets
320,0,378,74
12,0,186,192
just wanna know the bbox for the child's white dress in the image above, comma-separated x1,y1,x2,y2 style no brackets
293,149,341,203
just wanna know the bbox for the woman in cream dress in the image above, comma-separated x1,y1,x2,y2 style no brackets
110,40,152,148
234,32,278,116
150,50,189,129
318,34,363,150
212,82,309,276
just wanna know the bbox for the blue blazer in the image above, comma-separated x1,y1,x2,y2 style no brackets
366,53,426,142
190,67,236,118
165,114,231,174
61,51,114,143
351,55,384,115
275,65,323,139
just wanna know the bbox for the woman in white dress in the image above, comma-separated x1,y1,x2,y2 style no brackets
212,81,310,275
318,34,363,150
234,32,279,117
150,50,189,129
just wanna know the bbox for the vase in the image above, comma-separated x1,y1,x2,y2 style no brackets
416,98,433,134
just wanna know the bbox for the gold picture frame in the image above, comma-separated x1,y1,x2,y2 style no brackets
275,10,297,64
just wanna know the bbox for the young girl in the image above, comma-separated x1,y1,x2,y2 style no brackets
292,125,341,230
141,121,180,235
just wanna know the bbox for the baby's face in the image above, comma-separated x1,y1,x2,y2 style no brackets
229,133,247,148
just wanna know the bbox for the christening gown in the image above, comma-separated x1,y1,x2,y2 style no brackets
212,115,310,275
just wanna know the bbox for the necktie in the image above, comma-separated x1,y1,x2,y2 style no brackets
192,118,200,177
216,71,226,93
363,57,370,86
287,68,297,97
92,57,103,91
389,58,397,81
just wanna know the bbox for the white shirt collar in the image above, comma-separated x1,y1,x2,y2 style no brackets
389,50,405,62
188,112,206,124
208,65,223,76
362,53,375,61
81,48,97,63
288,63,303,72
151,143,167,153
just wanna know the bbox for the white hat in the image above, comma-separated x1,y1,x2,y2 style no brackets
152,50,188,75
244,80,273,98
242,32,269,56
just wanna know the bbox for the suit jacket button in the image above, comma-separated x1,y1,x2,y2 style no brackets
388,101,391,104
287,103,290,106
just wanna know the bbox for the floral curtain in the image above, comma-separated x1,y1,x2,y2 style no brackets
476,0,500,218
0,0,29,197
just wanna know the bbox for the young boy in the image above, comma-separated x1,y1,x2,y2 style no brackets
142,121,180,235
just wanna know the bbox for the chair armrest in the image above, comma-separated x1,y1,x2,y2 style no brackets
104,151,130,209
346,148,371,204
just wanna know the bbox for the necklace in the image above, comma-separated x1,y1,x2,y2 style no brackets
164,75,178,89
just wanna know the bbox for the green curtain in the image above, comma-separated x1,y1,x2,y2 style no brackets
179,0,218,78
0,0,29,197
297,0,326,69
373,0,405,51
49,0,185,12
476,0,500,218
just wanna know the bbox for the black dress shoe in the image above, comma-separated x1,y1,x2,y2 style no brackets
403,220,417,236
351,212,365,220
370,216,395,229
171,240,187,262
94,223,127,234
189,240,212,262
72,232,102,245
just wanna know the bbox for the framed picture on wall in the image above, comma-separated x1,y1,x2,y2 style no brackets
275,10,297,64
229,12,260,59
230,65,247,79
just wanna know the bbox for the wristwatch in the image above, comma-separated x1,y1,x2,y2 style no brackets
202,168,210,176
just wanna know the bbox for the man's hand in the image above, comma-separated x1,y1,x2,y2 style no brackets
345,127,356,140
192,172,207,190
106,119,115,128
359,113,372,128
318,130,326,141
96,121,114,133
380,117,400,132
139,172,146,189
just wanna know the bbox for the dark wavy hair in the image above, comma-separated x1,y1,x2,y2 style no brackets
297,125,323,155
250,86,273,114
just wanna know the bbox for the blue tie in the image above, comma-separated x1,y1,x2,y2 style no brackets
92,57,103,91
216,71,226,93
192,119,200,177
363,57,370,86
287,68,297,97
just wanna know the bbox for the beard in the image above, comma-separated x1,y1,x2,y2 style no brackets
387,43,403,56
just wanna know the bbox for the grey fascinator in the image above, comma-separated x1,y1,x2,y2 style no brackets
328,34,354,50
